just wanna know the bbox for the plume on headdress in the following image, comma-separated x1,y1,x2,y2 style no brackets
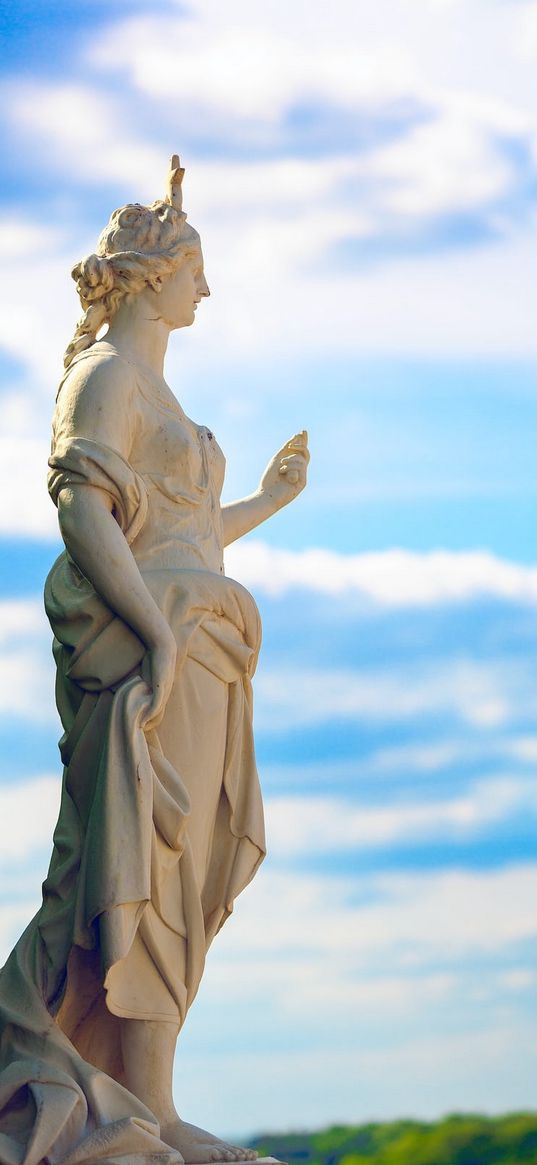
165,153,185,211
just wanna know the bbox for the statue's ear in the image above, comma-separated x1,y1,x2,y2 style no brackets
147,275,163,293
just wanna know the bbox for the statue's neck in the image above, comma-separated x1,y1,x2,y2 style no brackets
105,299,171,380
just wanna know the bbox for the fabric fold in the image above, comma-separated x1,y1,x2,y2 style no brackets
0,350,267,1165
48,437,149,545
0,559,265,1164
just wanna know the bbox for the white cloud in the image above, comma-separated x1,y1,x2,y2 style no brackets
2,0,537,396
499,967,536,991
0,648,56,721
261,741,472,794
362,740,468,776
201,955,457,1018
0,599,56,721
261,745,466,800
255,650,537,732
509,735,537,762
88,3,418,120
0,214,81,394
265,776,537,855
0,599,45,643
86,0,537,131
365,733,537,778
368,98,514,218
7,83,165,196
84,0,532,231
255,657,522,731
216,862,537,968
0,775,60,864
226,541,537,605
0,438,58,539
0,218,62,260
515,1,537,61
0,902,42,967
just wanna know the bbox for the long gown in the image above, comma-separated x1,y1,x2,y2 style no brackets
0,342,266,1165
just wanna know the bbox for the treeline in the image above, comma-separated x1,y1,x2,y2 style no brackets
250,1113,537,1164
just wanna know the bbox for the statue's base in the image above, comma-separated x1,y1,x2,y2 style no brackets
192,1155,284,1165
190,1159,285,1165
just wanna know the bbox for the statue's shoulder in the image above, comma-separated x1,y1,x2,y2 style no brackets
57,344,139,414
53,346,143,456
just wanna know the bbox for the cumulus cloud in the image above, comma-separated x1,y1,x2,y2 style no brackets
88,3,419,122
0,211,80,393
255,657,522,732
0,902,42,967
226,541,537,604
0,774,60,865
7,83,165,195
0,437,58,539
0,599,56,721
515,1,537,62
0,600,45,643
261,742,473,796
265,776,537,855
85,0,533,232
215,862,537,970
0,217,63,260
366,96,515,219
2,0,537,397
85,0,534,135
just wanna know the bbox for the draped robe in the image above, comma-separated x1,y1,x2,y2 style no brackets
0,344,266,1165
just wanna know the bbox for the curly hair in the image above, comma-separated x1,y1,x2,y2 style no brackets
63,200,200,370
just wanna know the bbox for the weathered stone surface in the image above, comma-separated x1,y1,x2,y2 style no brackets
0,155,308,1165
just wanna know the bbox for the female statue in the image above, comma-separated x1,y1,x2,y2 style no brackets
0,156,308,1165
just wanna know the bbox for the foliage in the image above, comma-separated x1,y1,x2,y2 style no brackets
249,1113,537,1165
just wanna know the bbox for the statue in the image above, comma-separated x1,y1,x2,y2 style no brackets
0,156,309,1165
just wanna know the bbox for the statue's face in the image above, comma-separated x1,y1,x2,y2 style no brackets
154,245,210,329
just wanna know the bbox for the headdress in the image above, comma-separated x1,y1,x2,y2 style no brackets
165,153,185,212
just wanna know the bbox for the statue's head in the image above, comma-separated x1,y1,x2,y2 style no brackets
64,156,206,369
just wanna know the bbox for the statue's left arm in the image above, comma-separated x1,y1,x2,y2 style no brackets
221,430,309,547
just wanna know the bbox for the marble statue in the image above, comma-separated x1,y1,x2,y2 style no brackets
0,156,309,1165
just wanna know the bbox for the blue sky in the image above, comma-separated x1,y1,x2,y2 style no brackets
1,0,537,1141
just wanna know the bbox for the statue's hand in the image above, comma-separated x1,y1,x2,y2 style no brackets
258,430,309,513
140,626,177,732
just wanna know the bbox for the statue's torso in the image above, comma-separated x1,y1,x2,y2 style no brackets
52,342,226,576
127,365,226,576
